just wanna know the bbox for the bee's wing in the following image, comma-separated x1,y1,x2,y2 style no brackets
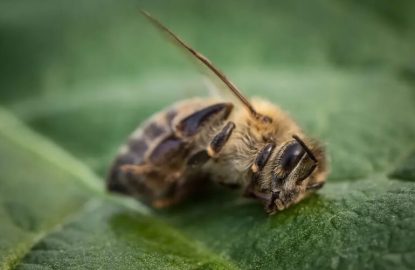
141,10,262,119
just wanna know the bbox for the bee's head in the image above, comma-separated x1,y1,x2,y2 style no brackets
265,135,327,214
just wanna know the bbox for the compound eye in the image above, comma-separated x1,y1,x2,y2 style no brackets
280,141,305,173
273,141,306,183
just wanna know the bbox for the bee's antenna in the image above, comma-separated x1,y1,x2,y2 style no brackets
140,9,264,120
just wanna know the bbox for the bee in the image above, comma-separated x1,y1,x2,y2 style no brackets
106,11,328,214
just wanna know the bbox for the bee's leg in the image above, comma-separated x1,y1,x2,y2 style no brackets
244,186,270,204
246,188,282,214
176,102,233,137
242,180,279,214
242,178,257,198
152,173,210,208
148,135,187,166
186,121,236,168
245,186,278,214
207,121,236,157
251,143,275,174
153,198,179,208
306,182,325,191
119,163,186,208
152,172,184,208
111,162,160,201
187,150,210,168
217,181,240,189
120,163,154,175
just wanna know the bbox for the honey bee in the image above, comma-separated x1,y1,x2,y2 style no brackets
106,11,328,214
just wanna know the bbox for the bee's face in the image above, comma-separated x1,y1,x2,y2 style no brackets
266,136,326,213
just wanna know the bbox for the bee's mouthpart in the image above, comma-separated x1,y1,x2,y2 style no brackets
265,190,284,214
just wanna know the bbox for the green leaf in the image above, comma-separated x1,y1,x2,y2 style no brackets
0,109,93,269
1,0,415,269
0,108,234,270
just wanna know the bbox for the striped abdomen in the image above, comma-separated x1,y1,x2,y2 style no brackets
106,98,234,207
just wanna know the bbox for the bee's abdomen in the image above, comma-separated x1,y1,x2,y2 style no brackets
106,98,233,204
106,106,177,195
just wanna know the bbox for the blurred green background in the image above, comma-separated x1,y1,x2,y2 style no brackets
1,0,415,269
